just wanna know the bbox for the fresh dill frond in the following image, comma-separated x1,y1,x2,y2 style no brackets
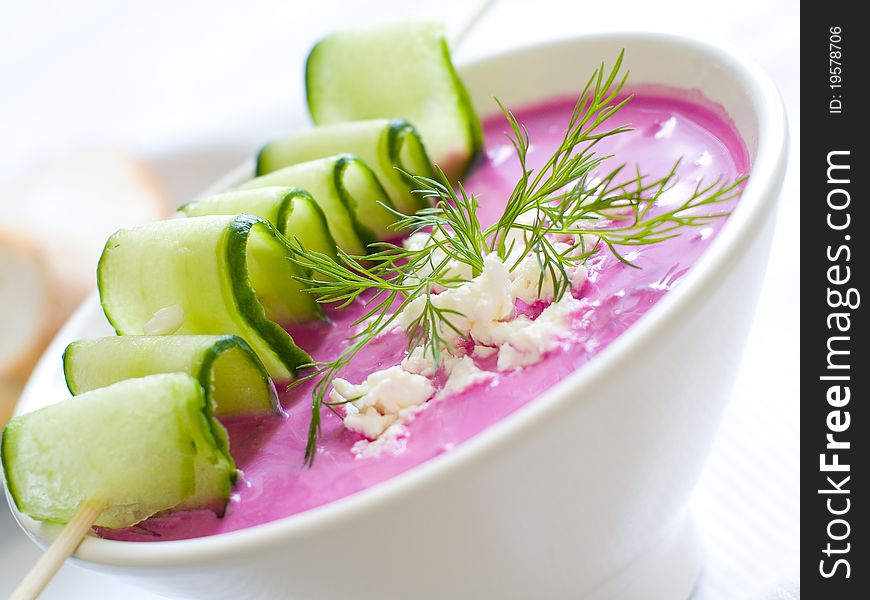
286,237,470,465
539,168,746,265
510,163,748,272
486,50,632,261
388,166,488,277
289,51,746,465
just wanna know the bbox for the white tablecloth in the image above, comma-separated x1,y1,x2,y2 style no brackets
0,0,799,597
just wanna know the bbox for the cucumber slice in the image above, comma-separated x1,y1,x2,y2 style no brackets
306,20,482,181
180,187,338,260
98,214,317,381
256,119,435,214
63,335,279,417
1,373,235,528
238,155,395,255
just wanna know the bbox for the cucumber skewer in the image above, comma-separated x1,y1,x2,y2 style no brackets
98,214,318,381
179,187,338,261
256,119,435,215
2,373,236,529
63,334,280,416
237,155,396,254
306,19,482,181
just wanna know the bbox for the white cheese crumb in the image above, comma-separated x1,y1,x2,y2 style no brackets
576,234,601,255
494,295,583,371
402,231,431,252
331,366,434,440
143,304,184,335
501,211,540,262
571,264,588,291
437,356,494,400
473,345,497,358
352,422,409,458
497,343,531,371
401,346,438,376
343,407,397,440
510,243,572,304
339,231,591,446
402,230,474,293
396,253,514,346
332,366,434,415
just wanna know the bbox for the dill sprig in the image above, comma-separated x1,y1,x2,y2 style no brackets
287,238,469,464
289,51,745,465
507,163,747,287
487,51,632,261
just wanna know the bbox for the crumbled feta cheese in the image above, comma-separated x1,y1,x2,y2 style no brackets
402,230,474,293
331,366,434,440
472,344,497,358
352,422,409,458
575,234,601,255
143,304,184,335
402,231,431,252
571,264,588,291
339,233,590,446
511,258,553,304
331,366,434,415
497,343,531,371
494,295,583,371
437,356,494,399
501,211,540,260
464,255,516,336
396,253,514,346
343,407,397,440
397,247,585,373
510,243,572,304
401,346,438,376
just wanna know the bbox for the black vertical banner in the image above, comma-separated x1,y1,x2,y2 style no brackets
803,3,866,597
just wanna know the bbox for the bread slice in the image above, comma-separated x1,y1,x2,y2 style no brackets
0,233,60,380
0,149,169,380
0,379,23,430
0,149,170,296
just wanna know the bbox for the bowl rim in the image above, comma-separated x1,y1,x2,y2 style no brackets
8,29,788,567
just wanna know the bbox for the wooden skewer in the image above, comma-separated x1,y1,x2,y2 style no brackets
10,499,107,600
450,0,497,49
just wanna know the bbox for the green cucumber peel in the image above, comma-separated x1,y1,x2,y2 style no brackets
256,119,435,214
98,214,317,381
63,334,280,418
180,187,338,261
239,154,395,254
305,19,482,180
1,373,235,528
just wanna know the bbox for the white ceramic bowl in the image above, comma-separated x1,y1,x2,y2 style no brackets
8,32,787,599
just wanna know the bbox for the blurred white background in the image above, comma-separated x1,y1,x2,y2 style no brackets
0,0,799,597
